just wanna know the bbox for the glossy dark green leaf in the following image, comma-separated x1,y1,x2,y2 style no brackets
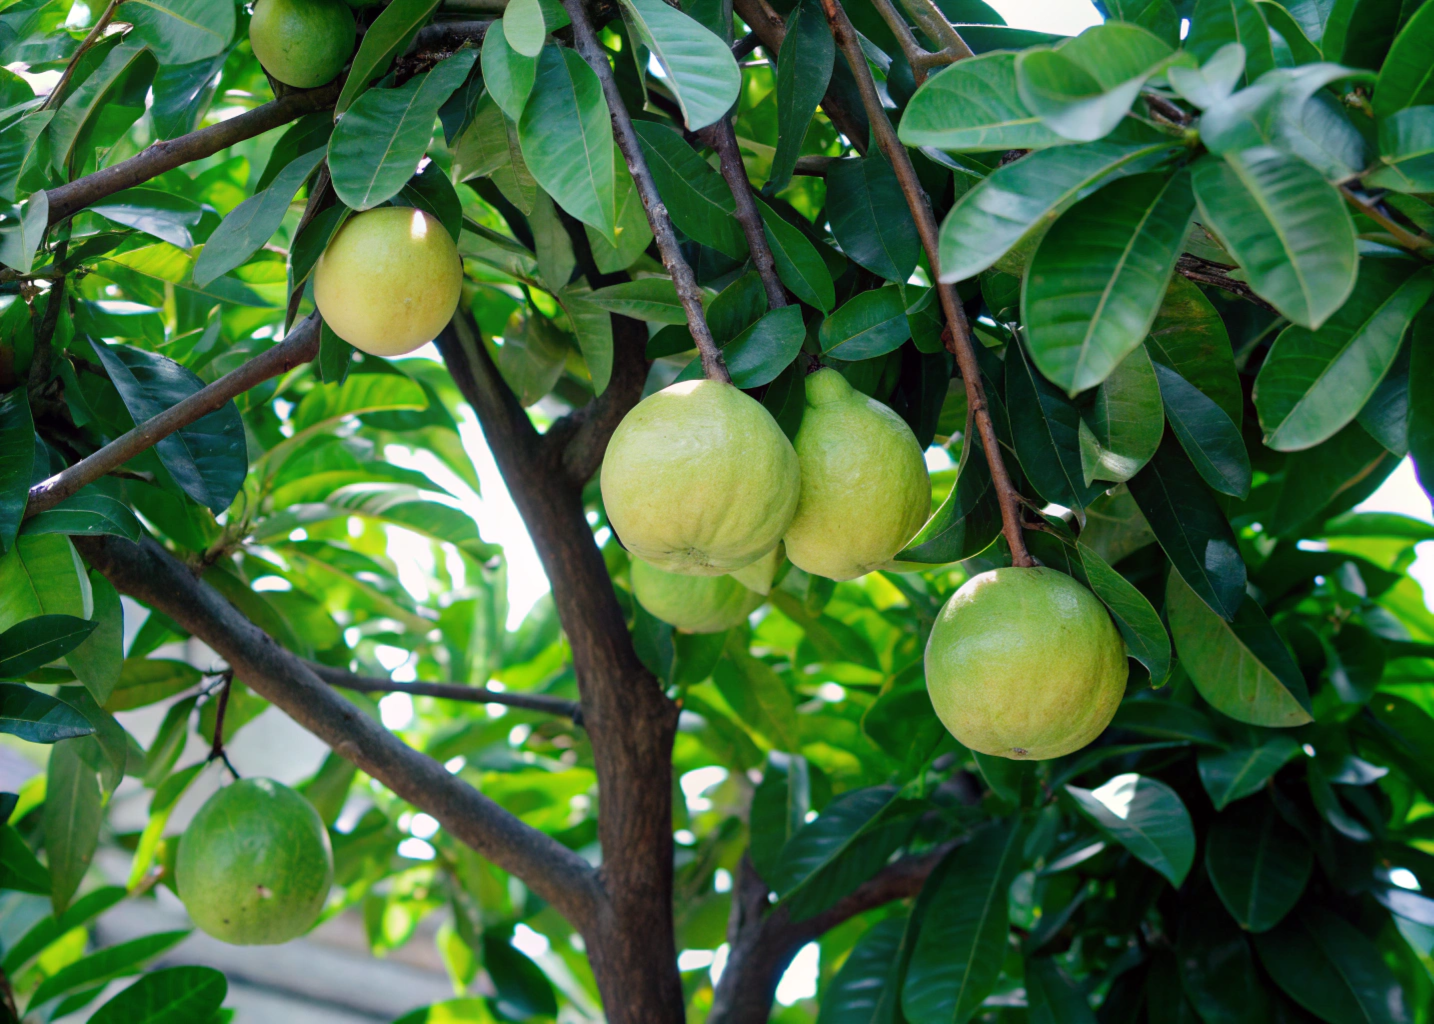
1167,571,1313,727
762,358,806,441
1026,956,1096,1024
150,50,229,140
124,0,234,64
749,751,810,885
756,197,835,312
1197,735,1301,810
1024,170,1195,393
899,52,1070,153
902,820,1024,1024
938,135,1178,283
723,306,805,388
1205,797,1311,931
28,928,191,1007
43,738,103,914
586,278,685,323
398,161,463,242
1178,893,1272,1023
1078,540,1171,684
88,966,227,1024
192,145,325,286
771,0,833,190
0,684,92,743
19,490,142,543
1191,149,1357,330
331,50,477,211
1372,0,1434,118
482,24,538,121
1146,276,1241,423
1127,432,1245,619
1154,361,1251,498
1066,773,1195,885
897,427,1003,565
88,341,246,515
769,785,896,900
633,119,747,258
1269,420,1397,538
1079,345,1164,485
827,155,921,283
0,614,95,677
483,929,558,1019
1110,697,1225,746
48,41,155,173
820,287,911,360
620,0,739,129
0,109,52,202
0,386,33,552
1,824,50,894
64,570,121,704
1007,338,1101,510
1413,309,1434,499
1256,262,1433,451
1185,0,1276,82
89,187,202,248
816,914,909,1024
335,0,440,114
1366,106,1434,192
1254,907,1410,1024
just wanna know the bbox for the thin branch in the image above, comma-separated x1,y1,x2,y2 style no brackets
732,32,761,59
866,0,936,83
560,0,730,383
408,19,492,53
44,81,343,226
1341,185,1433,253
703,120,788,309
308,662,584,723
731,0,869,155
25,315,322,518
79,533,606,933
1175,255,1279,314
42,0,122,111
27,239,67,394
794,154,838,176
205,670,241,779
894,0,972,60
818,0,1034,568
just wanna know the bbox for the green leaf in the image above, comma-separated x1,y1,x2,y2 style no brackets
1259,2,1322,64
1197,734,1301,809
1026,956,1096,1024
1079,345,1163,485
632,119,747,258
47,40,154,173
1024,169,1195,394
1167,42,1246,108
335,0,440,114
88,966,227,1024
0,191,47,275
1412,309,1434,499
483,928,558,1019
1186,0,1276,83
1166,570,1313,727
1007,338,1101,510
518,46,616,241
826,154,921,283
0,109,52,202
0,685,92,743
330,50,477,211
42,738,102,914
104,658,201,712
482,25,538,121
1,824,50,894
1366,105,1434,192
771,0,833,190
938,136,1179,283
819,287,911,360
722,306,805,388
817,914,909,1024
899,52,1071,153
1373,0,1434,118
1153,361,1251,498
192,146,325,286
1190,148,1357,330
585,149,651,273
619,0,740,130
586,278,686,323
558,285,614,395
1016,22,1179,142
1146,275,1242,425
0,535,91,633
1178,893,1272,1022
1065,773,1194,885
27,928,191,1008
0,614,95,677
0,386,33,552
89,187,202,248
1,885,126,974
88,341,247,515
902,820,1024,1024
769,786,903,912
714,644,800,752
123,0,234,64
749,751,810,885
150,49,228,140
1109,697,1225,746
1256,263,1433,451
503,0,548,57
1078,540,1171,684
1253,907,1411,1024
755,197,835,312
65,569,122,703
1127,432,1245,619
1206,796,1310,934
762,357,806,441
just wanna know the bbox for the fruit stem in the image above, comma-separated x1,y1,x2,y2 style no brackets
817,0,1035,567
701,119,789,311
560,0,733,385
207,670,242,780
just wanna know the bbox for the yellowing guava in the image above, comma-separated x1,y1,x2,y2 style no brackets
601,379,800,575
925,567,1127,760
249,0,355,89
313,207,463,357
177,778,334,945
783,369,930,581
631,558,764,632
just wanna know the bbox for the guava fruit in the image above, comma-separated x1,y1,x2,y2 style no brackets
177,778,334,945
249,0,355,89
782,369,930,581
729,544,782,595
925,567,1127,760
313,207,463,357
601,379,800,575
631,558,764,632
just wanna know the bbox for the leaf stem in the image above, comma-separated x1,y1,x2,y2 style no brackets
702,119,788,308
559,0,731,382
818,0,1034,567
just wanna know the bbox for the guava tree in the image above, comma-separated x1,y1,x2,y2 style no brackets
1,0,1434,1020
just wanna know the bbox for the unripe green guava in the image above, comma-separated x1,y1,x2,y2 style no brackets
249,0,355,89
177,778,334,945
925,567,1127,760
313,207,463,357
631,558,764,632
783,369,930,581
601,379,800,575
729,544,782,595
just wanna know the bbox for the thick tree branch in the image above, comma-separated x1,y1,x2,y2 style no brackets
1175,255,1279,314
409,19,492,52
25,315,322,518
79,533,605,933
309,662,584,723
703,120,788,309
561,0,729,384
819,0,1034,567
44,82,343,226
548,314,651,485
